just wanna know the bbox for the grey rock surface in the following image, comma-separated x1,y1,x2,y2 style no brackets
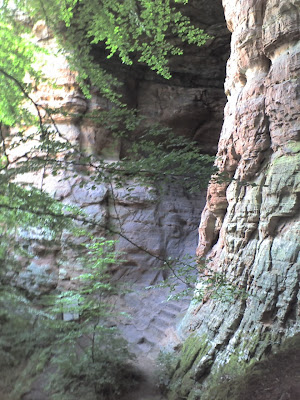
168,1,300,398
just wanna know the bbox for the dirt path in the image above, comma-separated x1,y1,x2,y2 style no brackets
114,273,191,400
121,356,166,400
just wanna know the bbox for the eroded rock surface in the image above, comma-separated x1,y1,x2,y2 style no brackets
7,2,229,378
171,1,299,398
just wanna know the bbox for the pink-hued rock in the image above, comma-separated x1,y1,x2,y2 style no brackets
7,2,299,397
198,0,299,259
175,1,300,395
9,2,222,341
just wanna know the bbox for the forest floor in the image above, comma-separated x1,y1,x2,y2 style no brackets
120,355,166,400
235,340,300,400
204,333,300,400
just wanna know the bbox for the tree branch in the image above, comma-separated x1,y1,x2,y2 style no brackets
0,201,192,287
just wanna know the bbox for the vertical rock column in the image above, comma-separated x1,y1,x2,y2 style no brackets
173,1,299,397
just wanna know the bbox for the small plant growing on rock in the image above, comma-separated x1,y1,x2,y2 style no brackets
146,254,247,304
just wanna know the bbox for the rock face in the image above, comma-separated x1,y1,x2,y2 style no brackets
169,1,300,398
8,1,229,365
83,0,230,156
7,1,300,398
2,8,230,400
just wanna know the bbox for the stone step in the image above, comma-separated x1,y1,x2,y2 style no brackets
159,309,177,320
164,301,183,313
152,316,172,328
136,336,156,353
146,324,167,339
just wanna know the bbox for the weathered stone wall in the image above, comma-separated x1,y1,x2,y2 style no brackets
10,0,230,292
4,2,299,399
9,1,229,368
170,1,300,398
82,1,230,155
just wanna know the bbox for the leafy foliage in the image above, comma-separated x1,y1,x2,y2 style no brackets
119,126,215,192
0,0,215,196
146,255,246,303
11,0,209,89
0,2,218,398
49,329,137,400
0,20,41,125
46,237,138,400
0,235,137,400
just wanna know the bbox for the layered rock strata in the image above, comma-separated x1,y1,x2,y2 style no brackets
170,1,300,398
9,0,229,363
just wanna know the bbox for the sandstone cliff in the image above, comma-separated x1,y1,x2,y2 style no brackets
8,0,229,374
3,1,299,399
169,1,299,398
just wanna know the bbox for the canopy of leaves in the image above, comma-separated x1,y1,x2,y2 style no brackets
0,0,216,284
4,0,209,100
0,4,216,396
0,18,41,125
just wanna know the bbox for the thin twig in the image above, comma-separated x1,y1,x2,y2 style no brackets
0,72,194,287
0,68,46,137
0,202,191,286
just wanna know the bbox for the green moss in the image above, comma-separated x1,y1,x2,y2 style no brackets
199,333,300,400
179,334,210,375
166,332,300,400
283,141,300,154
272,152,300,166
200,354,247,400
156,350,180,396
167,334,211,400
